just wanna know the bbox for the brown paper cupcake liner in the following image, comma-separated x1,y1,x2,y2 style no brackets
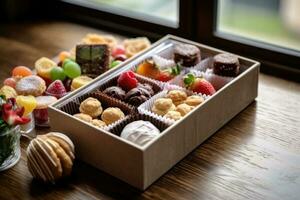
57,91,135,130
95,72,162,107
108,113,169,137
138,85,208,124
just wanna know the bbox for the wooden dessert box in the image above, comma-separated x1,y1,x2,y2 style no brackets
48,35,260,190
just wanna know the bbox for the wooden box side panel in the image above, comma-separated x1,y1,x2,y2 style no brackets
143,65,259,189
48,109,144,189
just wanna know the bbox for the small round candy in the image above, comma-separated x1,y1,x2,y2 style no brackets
58,51,71,62
50,66,66,81
110,60,122,69
12,66,32,77
3,77,17,88
62,58,73,68
63,61,81,79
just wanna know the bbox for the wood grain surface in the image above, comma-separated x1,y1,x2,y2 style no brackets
0,20,299,200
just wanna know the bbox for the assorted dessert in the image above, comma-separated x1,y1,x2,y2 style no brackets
73,97,126,127
120,120,160,146
58,42,241,146
0,33,151,127
102,71,158,106
151,90,204,121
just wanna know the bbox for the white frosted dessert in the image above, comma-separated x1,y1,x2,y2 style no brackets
120,120,160,146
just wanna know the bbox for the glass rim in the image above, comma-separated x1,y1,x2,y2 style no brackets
0,125,20,137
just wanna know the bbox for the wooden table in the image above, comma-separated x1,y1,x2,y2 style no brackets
0,20,299,200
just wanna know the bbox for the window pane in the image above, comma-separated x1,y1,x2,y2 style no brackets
217,0,300,52
62,0,179,28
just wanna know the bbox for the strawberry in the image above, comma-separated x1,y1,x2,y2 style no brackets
183,73,216,95
2,103,30,125
156,64,181,82
156,71,173,82
112,45,125,58
117,71,138,91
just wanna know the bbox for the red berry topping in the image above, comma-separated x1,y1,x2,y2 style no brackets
184,73,216,95
112,46,126,58
156,71,173,82
117,71,138,91
46,80,67,98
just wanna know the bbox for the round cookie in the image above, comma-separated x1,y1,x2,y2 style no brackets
91,119,106,128
151,98,176,116
73,113,92,123
26,132,75,182
79,97,103,118
15,75,46,96
164,110,182,121
176,103,194,116
185,95,204,106
166,90,187,106
101,107,125,125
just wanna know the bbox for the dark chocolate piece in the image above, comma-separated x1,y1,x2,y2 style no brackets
76,44,110,78
213,53,240,77
103,86,126,101
125,85,153,106
174,44,201,67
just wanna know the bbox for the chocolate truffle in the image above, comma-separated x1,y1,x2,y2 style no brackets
103,86,126,100
213,53,240,77
174,44,201,67
76,44,110,78
125,84,154,106
120,120,160,146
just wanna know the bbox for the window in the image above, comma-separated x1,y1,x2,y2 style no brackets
217,0,300,52
61,0,179,28
58,0,190,38
54,0,300,80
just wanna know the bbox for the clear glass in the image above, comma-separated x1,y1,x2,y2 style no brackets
0,125,21,171
217,0,300,51
20,112,36,138
62,0,179,27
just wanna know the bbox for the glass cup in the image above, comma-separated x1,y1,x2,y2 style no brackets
0,125,21,171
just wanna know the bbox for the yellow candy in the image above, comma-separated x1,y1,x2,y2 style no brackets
71,76,93,91
16,95,37,116
0,86,17,99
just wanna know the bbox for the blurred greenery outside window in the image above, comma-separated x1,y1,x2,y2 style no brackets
217,0,300,52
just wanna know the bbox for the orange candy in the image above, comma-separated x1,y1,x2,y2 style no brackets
58,51,71,62
12,66,32,77
136,60,159,79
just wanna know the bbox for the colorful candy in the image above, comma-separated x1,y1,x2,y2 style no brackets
46,80,67,99
50,66,66,81
63,61,81,79
3,78,17,88
12,66,32,77
16,95,37,116
58,51,71,62
35,57,57,79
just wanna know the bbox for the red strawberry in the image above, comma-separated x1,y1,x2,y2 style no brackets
156,71,173,82
184,73,216,95
117,71,138,91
